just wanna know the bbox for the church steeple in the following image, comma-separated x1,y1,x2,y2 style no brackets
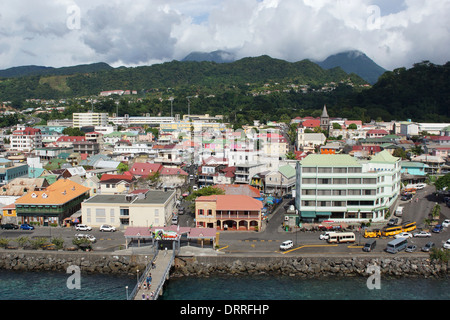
320,105,329,132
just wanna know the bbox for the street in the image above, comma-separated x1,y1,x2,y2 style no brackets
1,184,449,256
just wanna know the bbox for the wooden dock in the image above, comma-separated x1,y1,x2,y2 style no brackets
134,249,174,300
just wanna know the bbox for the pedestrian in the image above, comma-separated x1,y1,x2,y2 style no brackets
142,293,146,300
146,294,150,300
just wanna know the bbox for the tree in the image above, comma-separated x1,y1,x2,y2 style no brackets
393,148,408,159
117,162,129,174
62,127,85,136
347,123,357,130
435,173,450,192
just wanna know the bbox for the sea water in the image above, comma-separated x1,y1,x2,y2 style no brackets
0,271,448,300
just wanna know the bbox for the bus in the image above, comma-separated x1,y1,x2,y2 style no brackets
385,237,408,254
381,225,403,237
401,221,417,233
327,232,356,244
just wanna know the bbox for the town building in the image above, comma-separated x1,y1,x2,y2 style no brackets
295,150,401,223
81,189,176,229
195,194,263,231
72,112,108,128
14,179,90,226
9,126,42,153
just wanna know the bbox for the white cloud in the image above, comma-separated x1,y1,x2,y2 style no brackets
0,0,448,70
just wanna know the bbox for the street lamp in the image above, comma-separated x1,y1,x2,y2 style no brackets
125,286,128,300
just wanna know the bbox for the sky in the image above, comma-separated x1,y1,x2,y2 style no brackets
0,0,449,71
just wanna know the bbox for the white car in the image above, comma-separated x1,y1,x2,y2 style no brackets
415,183,426,190
75,224,92,231
442,219,450,228
413,231,431,238
443,239,450,249
280,240,294,251
394,232,412,239
100,224,116,232
75,234,96,242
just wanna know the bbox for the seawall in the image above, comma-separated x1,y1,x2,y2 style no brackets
172,255,449,278
0,250,147,275
0,250,448,278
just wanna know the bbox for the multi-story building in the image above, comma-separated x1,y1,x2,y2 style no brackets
9,126,42,153
295,150,401,223
195,194,263,231
14,179,90,226
72,112,108,128
81,189,176,229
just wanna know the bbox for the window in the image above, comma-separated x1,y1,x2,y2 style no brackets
317,190,331,196
348,178,361,184
302,178,315,184
333,167,347,173
198,209,204,215
207,209,213,216
333,178,347,185
363,178,377,184
120,208,129,216
318,167,332,173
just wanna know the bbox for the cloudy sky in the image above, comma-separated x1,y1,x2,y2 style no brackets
0,0,449,71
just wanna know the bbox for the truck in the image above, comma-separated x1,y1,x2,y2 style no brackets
395,206,404,217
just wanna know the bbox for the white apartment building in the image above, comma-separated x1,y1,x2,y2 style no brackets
9,126,43,153
72,112,108,128
295,150,401,223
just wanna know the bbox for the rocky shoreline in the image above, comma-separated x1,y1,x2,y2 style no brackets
0,250,448,279
172,255,449,278
0,250,147,275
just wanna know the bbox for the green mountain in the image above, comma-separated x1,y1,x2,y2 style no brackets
0,62,113,79
317,50,387,84
0,56,366,101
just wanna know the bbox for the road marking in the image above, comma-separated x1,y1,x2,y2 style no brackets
281,244,338,254
217,245,229,251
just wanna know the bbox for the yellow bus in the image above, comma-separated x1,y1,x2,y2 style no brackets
327,232,356,244
401,221,417,232
381,225,403,237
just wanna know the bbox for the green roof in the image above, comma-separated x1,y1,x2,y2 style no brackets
369,150,399,164
300,154,361,167
278,165,296,178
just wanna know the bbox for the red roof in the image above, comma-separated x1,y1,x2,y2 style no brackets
159,167,188,176
130,163,163,177
196,195,263,211
367,129,388,135
13,127,41,135
301,119,321,128
100,173,135,182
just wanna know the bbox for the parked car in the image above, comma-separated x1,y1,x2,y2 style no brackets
1,223,19,230
415,183,426,190
401,194,412,201
178,207,185,215
394,232,412,239
421,242,435,252
171,215,178,225
280,240,293,251
75,234,96,242
19,224,35,230
100,224,116,232
75,224,92,231
442,219,450,228
388,218,399,226
405,244,417,252
443,239,450,250
413,231,431,238
432,224,443,233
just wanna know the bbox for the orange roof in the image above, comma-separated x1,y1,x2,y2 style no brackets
196,195,263,211
15,179,90,205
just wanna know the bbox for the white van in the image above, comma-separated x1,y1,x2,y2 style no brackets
395,206,404,217
327,232,356,244
171,215,178,225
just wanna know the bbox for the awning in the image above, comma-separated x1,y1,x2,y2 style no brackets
316,212,331,216
300,211,316,218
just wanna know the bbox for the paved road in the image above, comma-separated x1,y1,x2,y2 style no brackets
1,184,449,256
